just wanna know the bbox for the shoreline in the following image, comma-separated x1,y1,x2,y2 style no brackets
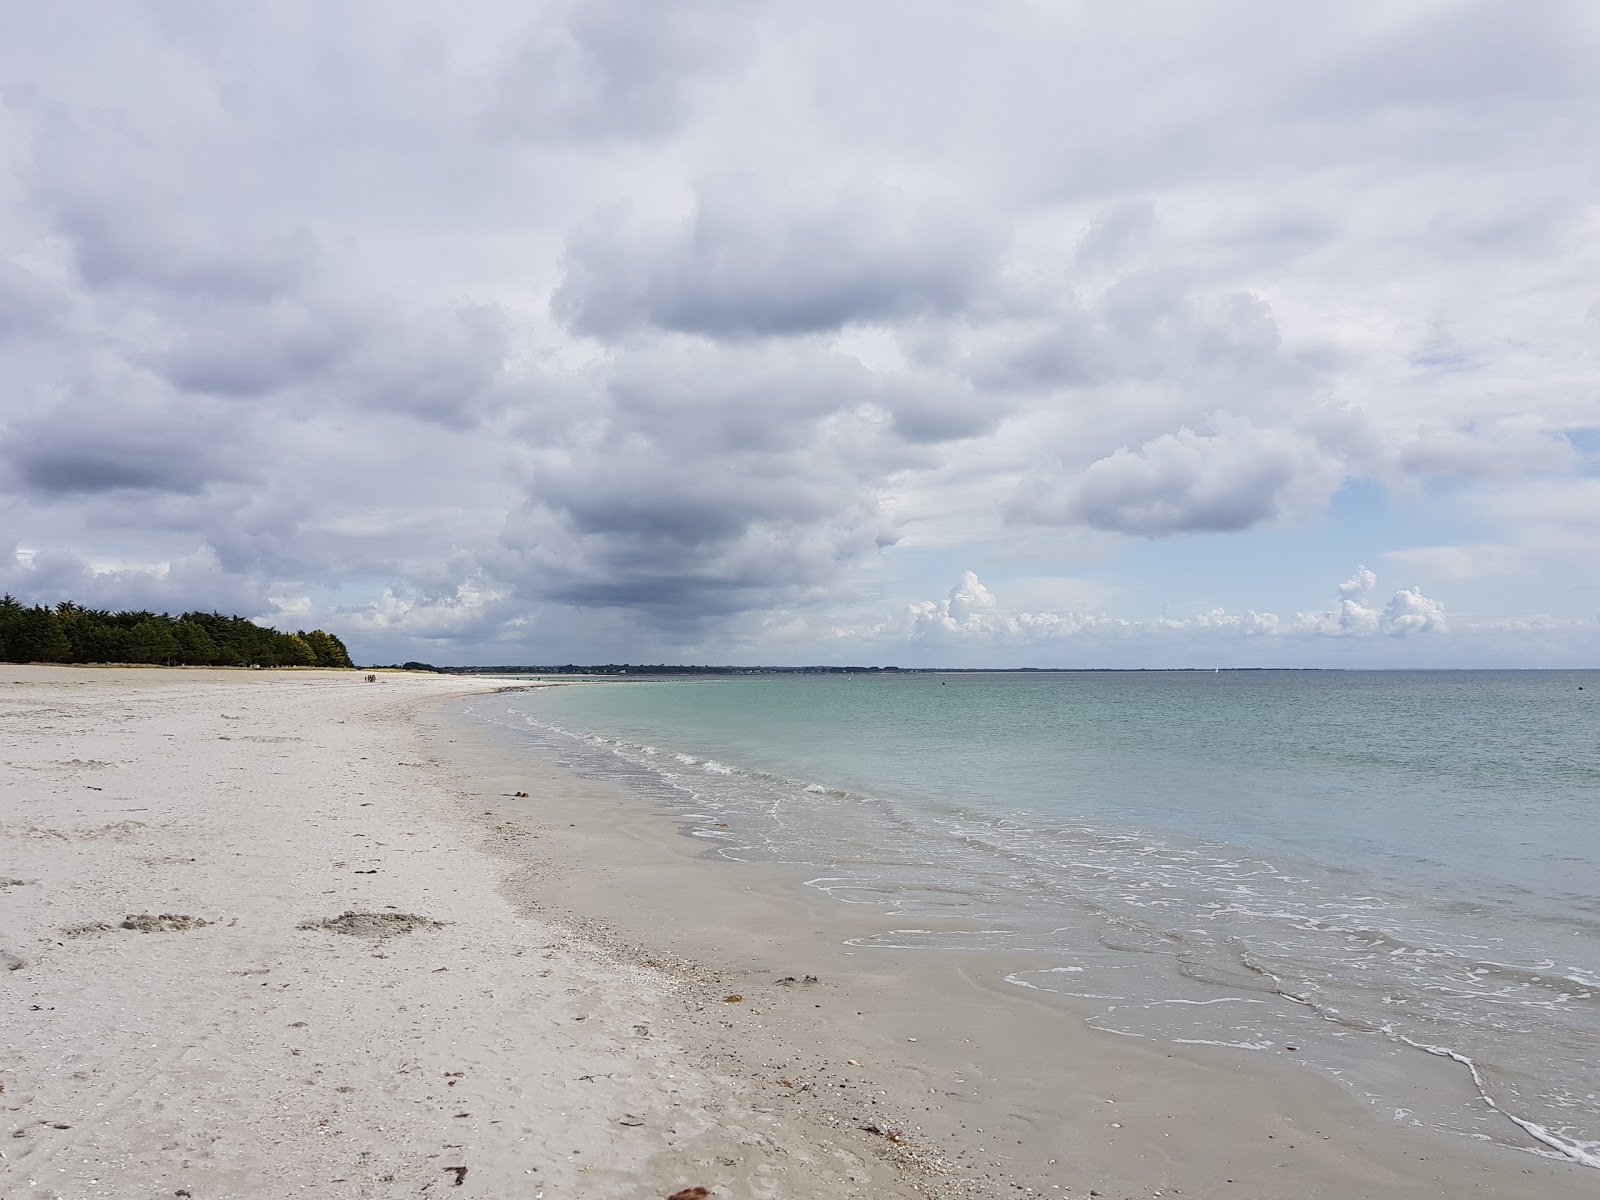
2,665,1590,1199
425,685,1597,1198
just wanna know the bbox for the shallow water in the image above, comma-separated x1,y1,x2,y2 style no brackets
462,669,1600,1168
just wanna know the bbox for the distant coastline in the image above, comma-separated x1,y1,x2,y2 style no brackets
375,661,1478,675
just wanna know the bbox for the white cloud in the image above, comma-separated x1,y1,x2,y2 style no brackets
1014,417,1346,536
336,571,510,642
869,570,1283,647
0,2,1596,664
1293,577,1449,638
867,568,1451,649
267,595,314,619
1380,587,1449,635
1338,565,1377,599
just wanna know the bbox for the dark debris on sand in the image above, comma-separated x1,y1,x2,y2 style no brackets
296,911,446,938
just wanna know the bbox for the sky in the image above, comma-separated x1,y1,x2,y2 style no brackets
1,1,1597,668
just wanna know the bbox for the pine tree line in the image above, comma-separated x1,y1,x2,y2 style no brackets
0,597,355,668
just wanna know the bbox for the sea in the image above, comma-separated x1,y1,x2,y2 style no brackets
460,669,1600,1168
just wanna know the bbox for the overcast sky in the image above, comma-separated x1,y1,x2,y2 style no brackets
2,1,1597,667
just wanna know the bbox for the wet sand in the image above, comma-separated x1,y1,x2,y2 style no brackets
422,687,1596,1200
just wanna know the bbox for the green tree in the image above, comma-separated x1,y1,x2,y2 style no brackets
0,594,19,660
173,620,219,666
127,618,181,665
282,634,318,666
298,629,355,668
320,630,355,669
8,605,71,663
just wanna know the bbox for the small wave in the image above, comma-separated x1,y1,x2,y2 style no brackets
1173,1037,1277,1050
467,691,1600,1167
1004,966,1088,990
1398,1036,1600,1169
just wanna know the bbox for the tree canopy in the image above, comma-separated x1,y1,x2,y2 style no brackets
0,597,355,668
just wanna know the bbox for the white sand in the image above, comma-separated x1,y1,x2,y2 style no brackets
1,667,929,1200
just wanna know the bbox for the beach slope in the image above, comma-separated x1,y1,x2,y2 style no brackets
0,667,930,1200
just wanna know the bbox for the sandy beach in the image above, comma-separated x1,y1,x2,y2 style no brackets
3,667,1593,1199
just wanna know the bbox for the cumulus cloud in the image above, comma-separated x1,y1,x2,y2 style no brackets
0,2,1595,664
1337,566,1377,599
555,178,1000,338
1,367,254,496
873,571,1286,646
1015,418,1345,536
1293,569,1448,637
1380,587,1449,635
867,567,1450,650
335,570,512,642
492,339,911,620
970,262,1314,399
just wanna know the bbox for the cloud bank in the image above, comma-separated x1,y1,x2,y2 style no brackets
1,2,1596,665
870,567,1448,648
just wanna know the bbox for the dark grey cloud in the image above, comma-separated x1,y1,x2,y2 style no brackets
555,180,1001,337
66,209,316,302
2,375,251,497
155,300,360,398
153,296,511,427
11,443,215,496
492,339,914,620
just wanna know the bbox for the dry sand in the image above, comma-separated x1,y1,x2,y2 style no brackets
1,667,932,1200
2,666,1593,1199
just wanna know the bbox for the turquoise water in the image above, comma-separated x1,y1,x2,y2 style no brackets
463,670,1600,1167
